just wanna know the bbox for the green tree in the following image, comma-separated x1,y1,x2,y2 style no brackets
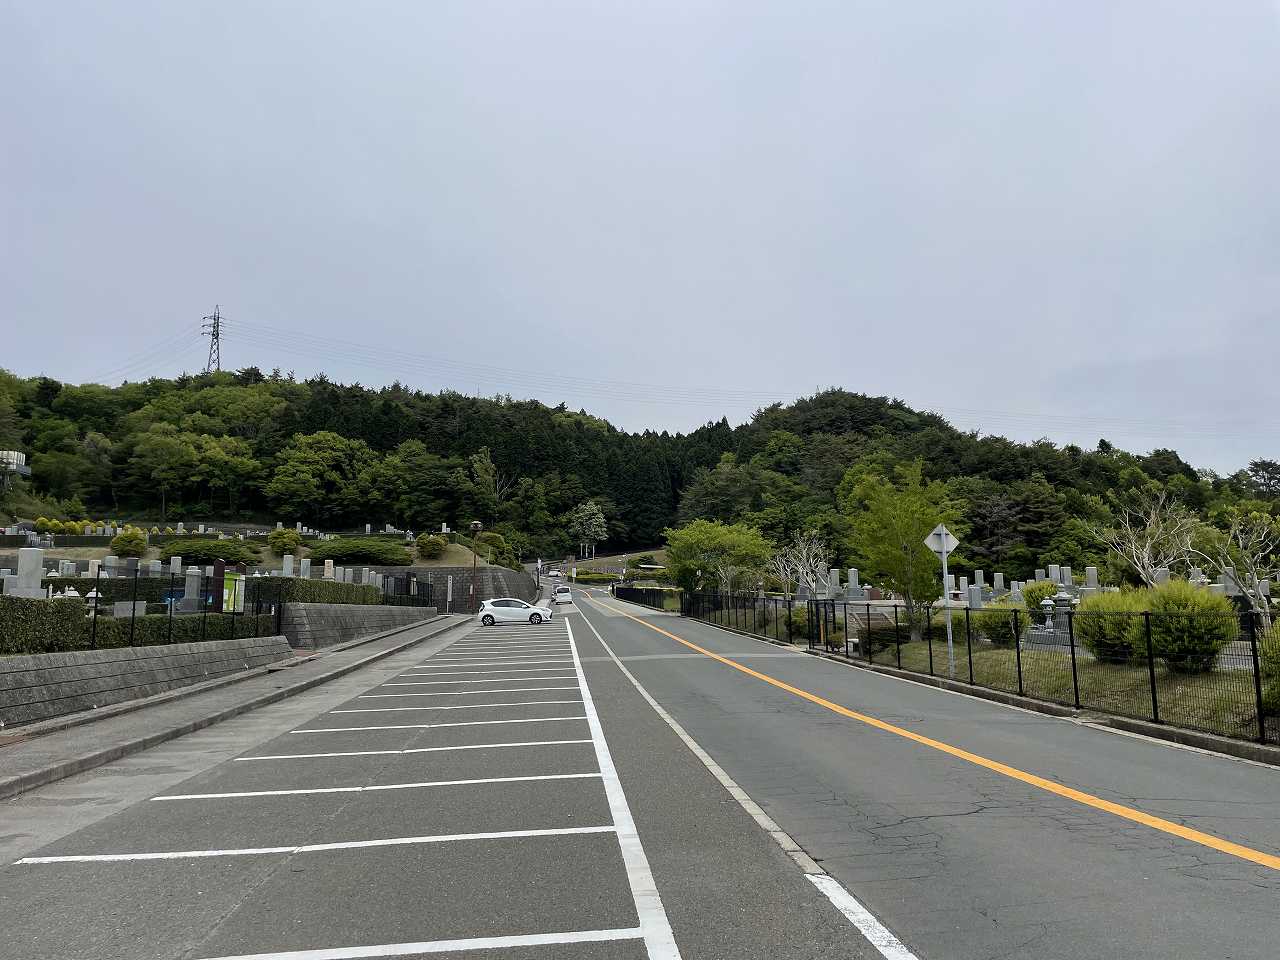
264,431,376,524
841,461,963,641
129,424,198,521
663,519,773,593
566,500,608,559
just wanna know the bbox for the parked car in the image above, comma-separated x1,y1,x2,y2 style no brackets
552,584,573,605
546,570,563,578
477,597,555,625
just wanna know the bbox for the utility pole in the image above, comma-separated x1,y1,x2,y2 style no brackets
202,305,224,373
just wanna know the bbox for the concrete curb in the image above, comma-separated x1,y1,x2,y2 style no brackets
0,615,469,801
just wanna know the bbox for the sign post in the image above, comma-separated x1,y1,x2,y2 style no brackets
923,523,960,679
446,575,454,614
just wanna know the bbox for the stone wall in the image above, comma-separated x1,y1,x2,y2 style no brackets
386,566,537,611
0,635,295,727
280,602,438,650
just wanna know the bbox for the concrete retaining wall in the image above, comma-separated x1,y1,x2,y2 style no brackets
0,636,295,727
393,567,537,610
280,602,438,650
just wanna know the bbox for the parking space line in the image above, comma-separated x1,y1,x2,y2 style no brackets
408,660,574,669
395,667,577,676
16,825,619,864
194,925,645,960
565,620,682,959
359,687,582,698
382,676,576,686
234,740,594,762
292,716,588,734
330,700,582,714
153,772,603,801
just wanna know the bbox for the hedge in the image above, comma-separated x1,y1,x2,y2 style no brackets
248,579,382,606
45,577,174,603
416,533,447,560
970,600,1022,648
159,538,261,565
267,528,304,554
91,612,277,648
0,596,87,654
306,537,411,566
110,528,148,557
1137,580,1236,674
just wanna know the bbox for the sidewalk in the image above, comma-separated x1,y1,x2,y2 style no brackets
0,615,469,800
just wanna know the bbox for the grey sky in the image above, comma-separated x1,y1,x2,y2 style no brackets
4,1,1278,472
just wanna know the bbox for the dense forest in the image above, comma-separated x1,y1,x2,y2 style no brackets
1,367,1275,577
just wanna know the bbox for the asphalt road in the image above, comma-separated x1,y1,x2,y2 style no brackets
0,609,878,959
572,589,1280,960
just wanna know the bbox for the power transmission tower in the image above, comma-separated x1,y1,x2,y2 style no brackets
201,305,224,373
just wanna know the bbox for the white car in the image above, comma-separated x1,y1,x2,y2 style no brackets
477,597,555,626
551,584,573,605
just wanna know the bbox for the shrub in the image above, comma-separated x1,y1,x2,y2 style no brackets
110,528,148,557
34,516,52,533
970,599,1022,648
416,533,447,560
1261,626,1280,716
1139,580,1236,674
247,578,382,606
267,528,304,555
149,526,161,535
306,537,411,566
91,612,277,648
1075,591,1143,663
1020,580,1059,621
0,596,87,654
159,538,261,566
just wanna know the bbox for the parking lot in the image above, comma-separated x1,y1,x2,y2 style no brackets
4,611,866,960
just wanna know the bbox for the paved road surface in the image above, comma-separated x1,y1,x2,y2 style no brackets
4,589,1279,959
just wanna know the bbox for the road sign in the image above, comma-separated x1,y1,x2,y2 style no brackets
924,523,959,556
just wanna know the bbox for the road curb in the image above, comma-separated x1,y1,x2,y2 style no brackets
0,615,469,801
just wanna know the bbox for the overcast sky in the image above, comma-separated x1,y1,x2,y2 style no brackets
3,1,1278,472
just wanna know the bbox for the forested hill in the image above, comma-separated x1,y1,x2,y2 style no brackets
1,368,1273,574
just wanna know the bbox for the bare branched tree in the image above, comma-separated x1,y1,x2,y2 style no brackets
1086,488,1199,586
766,551,797,599
767,531,830,598
1195,512,1280,631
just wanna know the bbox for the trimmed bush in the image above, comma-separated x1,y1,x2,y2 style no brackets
0,596,88,654
1140,580,1236,674
970,599,1022,648
306,537,411,566
1020,580,1059,621
416,533,447,560
1261,626,1280,716
248,578,382,606
91,612,277,648
267,528,304,555
110,528,148,558
1075,591,1143,664
159,538,261,566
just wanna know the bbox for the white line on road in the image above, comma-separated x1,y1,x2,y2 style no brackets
16,825,618,864
395,667,576,676
807,875,921,960
234,740,594,761
330,700,582,713
566,619,682,959
153,772,602,801
291,716,588,734
359,687,581,698
193,926,645,960
382,676,576,686
407,660,573,669
419,654,573,662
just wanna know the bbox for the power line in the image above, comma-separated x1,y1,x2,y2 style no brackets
201,305,224,373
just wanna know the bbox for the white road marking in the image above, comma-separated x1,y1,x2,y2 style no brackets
406,660,573,669
153,772,602,801
421,652,572,661
807,875,921,960
292,716,587,734
193,926,645,960
16,825,618,864
576,594,920,960
234,740,594,761
382,676,576,686
566,619,682,959
330,700,582,714
359,687,581,698
395,667,577,676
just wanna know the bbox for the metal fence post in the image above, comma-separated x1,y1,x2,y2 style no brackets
128,566,139,646
926,611,934,675
200,575,208,642
276,578,284,635
865,603,872,662
167,571,176,643
894,605,901,669
1144,611,1160,724
1067,610,1081,709
1246,612,1266,743
964,607,974,684
786,598,793,643
1014,607,1025,695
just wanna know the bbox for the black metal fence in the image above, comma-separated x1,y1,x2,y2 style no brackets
381,573,435,608
685,591,797,643
613,585,683,613
803,599,1275,745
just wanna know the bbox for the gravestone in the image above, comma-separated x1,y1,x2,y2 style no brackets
827,567,841,598
300,558,311,579
365,523,372,534
170,556,183,575
276,521,283,530
361,567,371,585
1061,566,1072,585
113,600,147,618
180,566,203,612
3,547,46,598
124,558,139,577
1010,584,1025,603
1209,583,1227,596
959,576,969,594
88,559,100,579
1085,566,1099,589
147,560,163,576
176,522,185,533
993,572,1005,593
1035,569,1046,582
1048,564,1060,584
296,521,302,532
1155,567,1170,584
944,574,955,593
197,524,206,534
968,585,984,609
282,554,295,578
973,569,985,589
104,555,119,575
324,560,335,580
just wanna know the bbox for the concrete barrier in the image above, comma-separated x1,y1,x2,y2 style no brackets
0,636,295,728
280,602,438,649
